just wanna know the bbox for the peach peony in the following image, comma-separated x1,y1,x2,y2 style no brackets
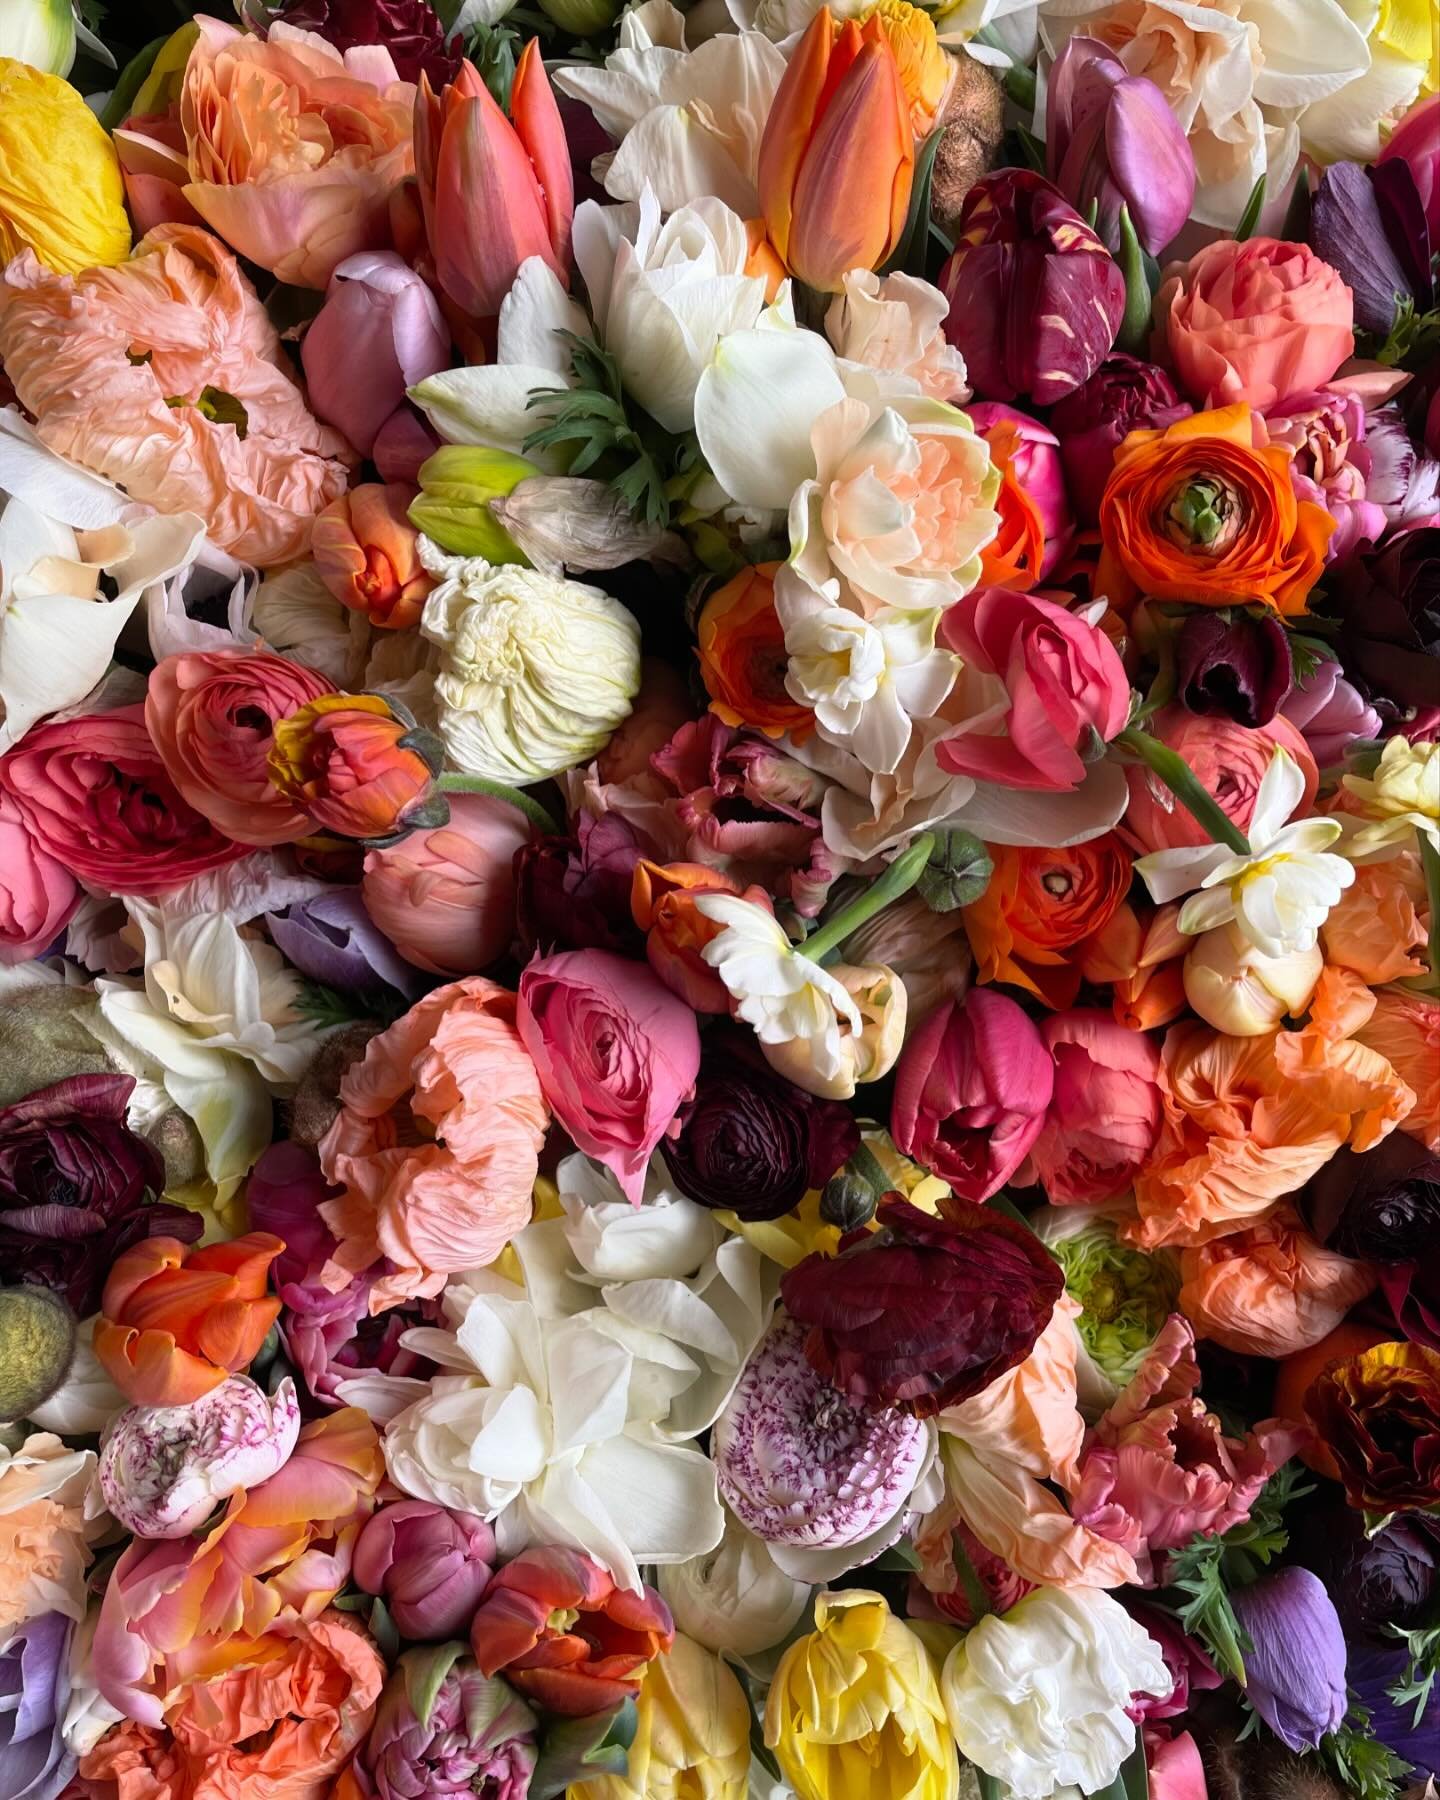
0,1433,95,1633
318,978,549,1311
1353,987,1440,1152
0,225,350,566
180,18,415,290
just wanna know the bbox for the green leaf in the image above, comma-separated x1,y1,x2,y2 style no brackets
100,34,170,129
1015,124,1047,174
1119,1739,1150,1800
436,772,560,837
1319,1711,1414,1800
530,1698,639,1800
295,980,406,1030
1234,174,1266,241
1115,205,1152,355
1386,1621,1440,1727
882,128,945,281
977,1774,1010,1800
523,334,674,529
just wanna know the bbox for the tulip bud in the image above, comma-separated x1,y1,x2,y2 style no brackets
1175,608,1293,728
0,0,75,75
1183,922,1321,1036
353,1499,497,1641
1228,1568,1347,1751
312,482,435,630
410,446,538,562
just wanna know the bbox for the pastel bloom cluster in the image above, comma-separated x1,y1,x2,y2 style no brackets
0,4,1435,1800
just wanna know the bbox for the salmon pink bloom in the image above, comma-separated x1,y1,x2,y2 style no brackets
311,484,435,631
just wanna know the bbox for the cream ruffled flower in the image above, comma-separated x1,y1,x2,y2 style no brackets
1343,735,1440,857
0,1433,97,1632
825,269,972,404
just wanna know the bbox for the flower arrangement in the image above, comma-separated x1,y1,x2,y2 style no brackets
0,3,1435,1799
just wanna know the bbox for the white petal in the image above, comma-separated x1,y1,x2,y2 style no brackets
495,256,590,374
0,409,129,530
408,366,570,465
695,326,845,509
1242,0,1370,105
579,1431,725,1565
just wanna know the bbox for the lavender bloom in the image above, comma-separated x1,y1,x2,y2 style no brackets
0,1612,75,1800
349,1645,538,1800
1230,1567,1348,1752
1280,659,1383,764
267,888,425,1000
1312,159,1434,337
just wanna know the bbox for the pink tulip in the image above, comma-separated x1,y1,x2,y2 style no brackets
302,253,450,456
415,42,573,324
353,1500,496,1641
1146,1729,1209,1800
1031,1008,1162,1205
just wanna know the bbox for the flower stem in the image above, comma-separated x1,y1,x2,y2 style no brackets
1417,831,1440,996
806,832,937,965
1115,727,1251,856
436,772,560,837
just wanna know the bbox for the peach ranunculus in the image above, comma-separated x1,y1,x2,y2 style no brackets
92,1410,382,1724
632,860,775,1014
1129,1015,1417,1249
696,563,815,741
1177,1208,1378,1359
1155,238,1355,412
317,978,549,1311
94,1235,285,1409
0,225,350,566
145,650,337,847
1083,900,1189,1035
1354,987,1440,1152
179,18,416,290
1319,850,1429,985
1032,1009,1163,1207
0,1433,96,1633
79,1612,385,1800
1096,405,1334,618
962,836,1132,1010
1123,707,1318,855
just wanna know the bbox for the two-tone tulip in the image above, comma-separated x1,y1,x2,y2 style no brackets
414,41,573,324
757,7,914,294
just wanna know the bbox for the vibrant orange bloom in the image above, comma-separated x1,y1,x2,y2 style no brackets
1354,986,1440,1151
1081,900,1188,1033
962,835,1132,1010
1096,405,1333,618
1130,1017,1416,1249
1319,852,1428,985
757,8,913,293
977,422,1047,591
268,694,439,842
696,564,814,741
631,860,774,1014
861,0,952,134
95,1235,283,1408
311,483,434,631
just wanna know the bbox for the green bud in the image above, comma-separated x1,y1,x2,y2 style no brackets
1168,478,1230,547
0,1286,76,1424
534,0,623,34
917,829,993,913
820,1171,878,1233
410,446,539,563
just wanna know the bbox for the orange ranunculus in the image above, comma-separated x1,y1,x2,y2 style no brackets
311,483,435,631
1353,986,1440,1151
78,1613,385,1800
1081,900,1188,1033
1129,1016,1417,1250
696,564,815,741
756,7,914,294
962,836,1132,1010
94,1235,284,1407
1096,405,1333,618
1178,1207,1378,1360
268,693,441,842
631,860,773,1015
976,432,1047,592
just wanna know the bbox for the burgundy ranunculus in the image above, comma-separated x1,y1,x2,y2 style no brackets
940,170,1125,407
1174,608,1294,727
277,0,462,85
514,812,647,957
665,1033,858,1221
0,1075,200,1315
779,1194,1065,1415
1331,524,1440,711
1049,354,1192,523
1288,1491,1439,1645
1300,1130,1440,1266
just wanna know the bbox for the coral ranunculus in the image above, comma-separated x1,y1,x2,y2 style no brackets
1123,708,1318,855
1305,1341,1440,1515
1097,406,1334,618
962,835,1132,1009
697,564,814,740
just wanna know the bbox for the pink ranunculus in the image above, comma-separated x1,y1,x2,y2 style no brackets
1032,1009,1162,1205
1123,707,1319,854
0,791,79,964
361,794,532,977
302,252,450,456
516,949,702,1205
890,987,1055,1201
1069,1315,1306,1584
1155,237,1355,412
935,588,1131,790
968,402,1074,581
179,18,416,290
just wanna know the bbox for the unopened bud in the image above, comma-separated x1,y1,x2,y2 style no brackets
820,1171,878,1232
409,446,537,562
917,828,993,913
490,476,676,576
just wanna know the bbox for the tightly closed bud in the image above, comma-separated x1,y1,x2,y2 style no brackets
410,447,537,563
917,828,992,913
820,1170,878,1232
0,1285,75,1422
312,483,435,631
353,1499,497,1641
490,476,672,575
268,694,447,845
1183,923,1321,1036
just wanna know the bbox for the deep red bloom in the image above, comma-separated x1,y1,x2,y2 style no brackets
779,1194,1065,1416
278,0,462,85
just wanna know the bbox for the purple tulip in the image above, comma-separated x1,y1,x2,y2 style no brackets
0,1613,74,1800
940,170,1126,407
266,888,425,1000
1050,353,1192,523
1312,157,1434,337
1280,659,1383,764
354,1500,497,1641
1175,609,1293,728
1046,37,1196,256
302,252,451,456
348,1646,538,1800
1230,1567,1348,1752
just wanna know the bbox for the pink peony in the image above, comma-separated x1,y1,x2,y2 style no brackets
0,792,79,965
936,588,1130,790
1123,707,1319,854
516,949,701,1205
891,988,1054,1201
1032,1009,1162,1205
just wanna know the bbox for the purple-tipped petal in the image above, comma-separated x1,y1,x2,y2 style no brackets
1312,161,1410,335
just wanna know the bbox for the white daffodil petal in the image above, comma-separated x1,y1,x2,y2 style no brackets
695,325,845,510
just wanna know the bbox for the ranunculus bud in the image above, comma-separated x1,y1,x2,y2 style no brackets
353,1499,497,1641
658,1512,810,1657
1299,1129,1440,1266
1175,608,1293,727
312,484,435,631
1228,1568,1347,1752
1183,923,1321,1036
1049,353,1191,524
940,170,1125,406
269,694,446,844
409,447,537,563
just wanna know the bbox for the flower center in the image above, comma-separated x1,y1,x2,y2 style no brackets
1164,477,1240,552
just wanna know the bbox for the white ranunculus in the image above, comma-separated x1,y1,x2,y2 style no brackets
575,188,771,434
940,1586,1172,1799
419,545,641,785
659,1511,812,1657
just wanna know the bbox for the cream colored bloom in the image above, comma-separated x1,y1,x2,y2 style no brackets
1183,922,1323,1036
1343,735,1440,857
762,961,908,1099
659,1512,812,1657
1300,0,1435,160
825,270,972,404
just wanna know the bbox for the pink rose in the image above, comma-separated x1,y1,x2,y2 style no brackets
362,794,533,977
891,988,1054,1201
936,588,1131,790
0,792,80,964
1031,1009,1162,1205
517,950,701,1204
968,402,1074,581
1155,238,1355,411
1123,707,1319,854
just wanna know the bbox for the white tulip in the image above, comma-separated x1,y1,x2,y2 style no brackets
0,0,76,75
659,1513,812,1657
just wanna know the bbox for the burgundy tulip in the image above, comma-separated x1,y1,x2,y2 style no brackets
1174,608,1294,728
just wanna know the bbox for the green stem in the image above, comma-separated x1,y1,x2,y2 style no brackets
1419,832,1440,995
1115,205,1152,355
1115,728,1251,856
805,832,936,964
436,773,560,837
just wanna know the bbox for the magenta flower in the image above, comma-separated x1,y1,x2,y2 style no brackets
353,1501,496,1641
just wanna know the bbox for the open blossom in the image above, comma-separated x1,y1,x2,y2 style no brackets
1343,734,1440,858
825,269,970,402
0,1434,95,1633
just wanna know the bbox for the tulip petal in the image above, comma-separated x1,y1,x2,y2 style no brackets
511,39,575,278
434,92,558,320
757,8,838,263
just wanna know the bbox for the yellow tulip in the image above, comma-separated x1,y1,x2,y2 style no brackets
765,1590,959,1800
574,1634,751,1800
0,58,131,273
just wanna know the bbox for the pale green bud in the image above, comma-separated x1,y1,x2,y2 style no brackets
410,446,539,563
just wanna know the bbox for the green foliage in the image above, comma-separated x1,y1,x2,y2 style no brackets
1318,1708,1414,1800
295,980,405,1031
525,334,674,529
1387,1622,1440,1728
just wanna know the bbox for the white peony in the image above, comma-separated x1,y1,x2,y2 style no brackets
940,1586,1172,1799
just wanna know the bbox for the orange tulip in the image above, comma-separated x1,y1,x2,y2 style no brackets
757,7,914,293
95,1234,284,1407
